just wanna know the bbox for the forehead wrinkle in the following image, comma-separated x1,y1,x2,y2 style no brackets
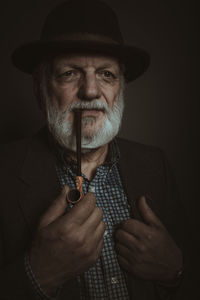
53,54,120,71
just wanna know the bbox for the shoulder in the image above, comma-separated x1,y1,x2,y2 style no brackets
0,128,49,175
116,137,164,162
116,137,170,180
0,138,31,173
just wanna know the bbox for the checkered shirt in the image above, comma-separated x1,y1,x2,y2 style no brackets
25,139,131,299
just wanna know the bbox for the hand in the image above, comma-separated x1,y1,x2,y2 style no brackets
115,196,183,283
30,185,106,294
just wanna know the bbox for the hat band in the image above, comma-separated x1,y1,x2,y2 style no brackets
41,32,121,45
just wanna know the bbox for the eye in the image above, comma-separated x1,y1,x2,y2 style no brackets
56,69,80,82
62,70,75,77
103,70,115,78
97,70,117,82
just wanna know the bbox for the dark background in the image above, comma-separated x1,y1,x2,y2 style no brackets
0,0,199,294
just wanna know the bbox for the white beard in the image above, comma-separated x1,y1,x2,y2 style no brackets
45,90,124,153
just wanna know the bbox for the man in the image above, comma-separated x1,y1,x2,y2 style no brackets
0,1,187,299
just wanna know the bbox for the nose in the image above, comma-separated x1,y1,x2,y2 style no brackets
78,73,101,101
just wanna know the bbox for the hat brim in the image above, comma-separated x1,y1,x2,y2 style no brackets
11,40,150,82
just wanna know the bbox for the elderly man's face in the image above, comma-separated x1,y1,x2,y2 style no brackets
49,54,121,133
43,53,124,151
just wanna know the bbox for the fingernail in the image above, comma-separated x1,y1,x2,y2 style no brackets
140,195,146,201
62,185,68,193
144,194,155,211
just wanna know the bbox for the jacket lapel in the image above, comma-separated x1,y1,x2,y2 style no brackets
17,130,60,233
117,137,148,217
117,137,161,220
117,138,159,299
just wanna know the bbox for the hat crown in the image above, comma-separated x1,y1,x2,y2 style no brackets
41,0,124,44
12,0,150,81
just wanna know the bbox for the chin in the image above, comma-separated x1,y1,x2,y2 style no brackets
83,127,102,139
81,116,103,138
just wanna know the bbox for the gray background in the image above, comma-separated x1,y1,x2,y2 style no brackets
0,0,199,242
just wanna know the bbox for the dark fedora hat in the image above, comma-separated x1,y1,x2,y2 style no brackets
11,0,150,82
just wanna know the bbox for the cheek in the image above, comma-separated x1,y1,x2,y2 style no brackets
108,93,120,110
50,84,77,111
102,87,121,109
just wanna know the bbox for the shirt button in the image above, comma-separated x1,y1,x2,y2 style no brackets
88,186,95,193
111,277,118,284
104,230,108,237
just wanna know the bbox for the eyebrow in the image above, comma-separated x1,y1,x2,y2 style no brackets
57,63,118,70
97,64,119,71
56,63,81,70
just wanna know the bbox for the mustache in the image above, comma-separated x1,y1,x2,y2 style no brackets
66,100,109,113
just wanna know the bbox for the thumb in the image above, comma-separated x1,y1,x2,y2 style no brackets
138,196,164,228
38,185,69,229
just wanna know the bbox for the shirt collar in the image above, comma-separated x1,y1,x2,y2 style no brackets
47,131,120,171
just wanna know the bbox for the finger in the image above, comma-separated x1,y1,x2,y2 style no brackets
115,228,141,252
121,219,150,238
116,242,136,264
95,220,106,241
84,221,105,262
64,192,96,225
82,206,104,234
38,185,69,229
117,254,131,273
138,196,164,228
91,220,106,248
86,220,106,245
95,235,104,259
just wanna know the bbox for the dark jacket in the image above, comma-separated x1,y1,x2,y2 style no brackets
0,128,189,300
